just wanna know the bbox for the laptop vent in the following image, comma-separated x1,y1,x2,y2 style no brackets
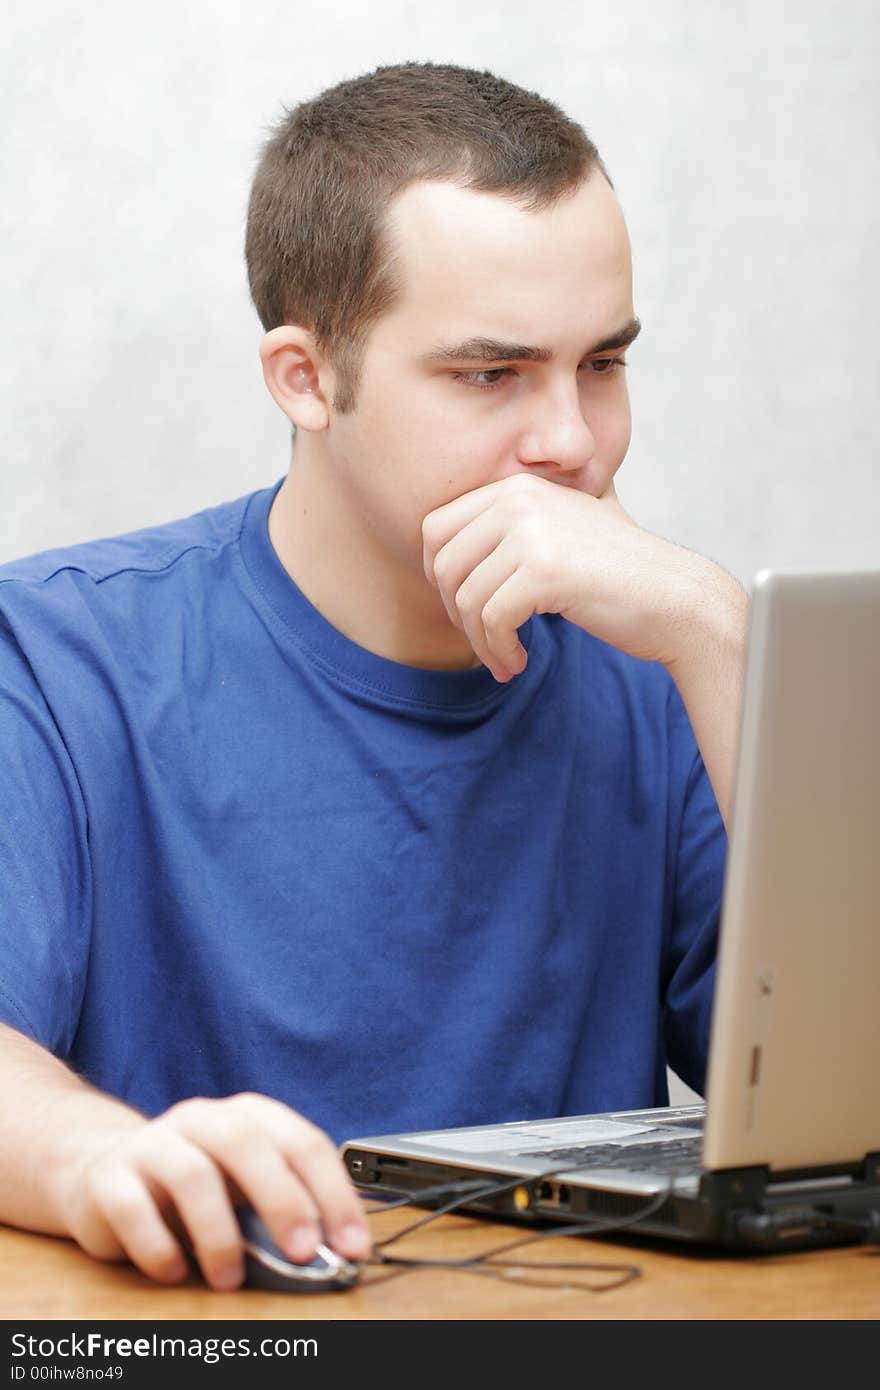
583,1189,679,1226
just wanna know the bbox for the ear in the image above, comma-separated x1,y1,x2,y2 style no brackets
259,326,332,431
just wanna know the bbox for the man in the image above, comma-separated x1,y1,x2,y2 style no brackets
0,61,746,1290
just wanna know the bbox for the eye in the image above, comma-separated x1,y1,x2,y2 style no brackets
450,368,512,390
588,356,627,375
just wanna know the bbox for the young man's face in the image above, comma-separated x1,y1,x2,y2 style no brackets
323,171,638,573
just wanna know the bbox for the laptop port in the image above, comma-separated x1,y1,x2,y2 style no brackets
346,1155,379,1183
535,1181,570,1210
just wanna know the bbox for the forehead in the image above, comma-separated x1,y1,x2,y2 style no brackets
376,174,633,345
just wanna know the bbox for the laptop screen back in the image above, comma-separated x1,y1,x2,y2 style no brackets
702,569,880,1174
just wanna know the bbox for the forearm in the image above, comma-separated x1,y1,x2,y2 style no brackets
663,560,750,834
0,1024,372,1285
0,1022,146,1236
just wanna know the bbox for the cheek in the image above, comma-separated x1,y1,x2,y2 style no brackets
592,394,632,467
420,426,505,507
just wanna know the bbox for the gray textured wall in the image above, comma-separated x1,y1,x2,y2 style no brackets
3,2,879,1104
3,1,878,575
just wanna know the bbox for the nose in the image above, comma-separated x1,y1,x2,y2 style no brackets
516,386,597,478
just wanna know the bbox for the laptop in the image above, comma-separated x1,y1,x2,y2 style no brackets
342,569,880,1252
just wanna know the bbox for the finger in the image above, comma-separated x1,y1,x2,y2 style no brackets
447,541,528,681
475,567,538,678
172,1095,371,1264
134,1126,247,1290
169,1101,327,1265
90,1164,189,1285
422,480,511,584
233,1096,372,1262
430,510,509,628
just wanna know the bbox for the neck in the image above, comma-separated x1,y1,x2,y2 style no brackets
267,447,482,672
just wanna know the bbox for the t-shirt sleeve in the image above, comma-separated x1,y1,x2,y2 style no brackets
0,614,92,1054
661,686,728,1096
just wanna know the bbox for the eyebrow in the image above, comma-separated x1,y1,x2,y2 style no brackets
419,316,642,366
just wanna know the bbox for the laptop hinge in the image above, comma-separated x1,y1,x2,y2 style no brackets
697,1165,770,1206
861,1152,880,1184
701,1155,880,1203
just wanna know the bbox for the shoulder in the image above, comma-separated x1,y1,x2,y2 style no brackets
0,486,271,681
0,490,258,593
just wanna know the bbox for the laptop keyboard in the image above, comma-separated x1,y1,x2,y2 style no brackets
523,1135,703,1177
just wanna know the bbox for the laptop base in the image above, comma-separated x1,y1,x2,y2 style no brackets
346,1149,880,1254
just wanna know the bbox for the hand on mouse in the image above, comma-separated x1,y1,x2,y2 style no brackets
49,1091,372,1290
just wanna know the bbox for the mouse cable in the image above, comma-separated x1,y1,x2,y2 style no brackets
366,1187,673,1293
361,1176,504,1213
368,1160,673,1246
362,1164,676,1294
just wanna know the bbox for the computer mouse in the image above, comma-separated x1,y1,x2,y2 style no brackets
236,1204,363,1293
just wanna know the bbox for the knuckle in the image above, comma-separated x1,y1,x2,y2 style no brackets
83,1155,113,1197
138,1235,183,1273
81,1169,125,1229
295,1129,332,1164
166,1148,215,1192
515,503,545,537
454,580,476,616
507,476,538,510
153,1253,188,1284
199,1106,246,1147
481,596,504,633
432,550,454,586
159,1139,218,1195
232,1090,265,1108
514,472,542,495
198,1237,242,1270
221,1092,267,1129
164,1096,255,1152
222,1121,254,1156
95,1184,143,1229
293,1121,337,1164
160,1096,209,1128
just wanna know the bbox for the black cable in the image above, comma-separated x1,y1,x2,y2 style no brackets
360,1161,677,1292
362,1176,489,1215
361,1177,490,1215
368,1159,659,1247
359,1158,880,1292
370,1171,541,1246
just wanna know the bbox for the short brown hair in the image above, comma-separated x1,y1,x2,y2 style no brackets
245,61,610,415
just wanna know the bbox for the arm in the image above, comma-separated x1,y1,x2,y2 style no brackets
422,472,750,831
0,621,371,1288
0,1022,371,1288
662,558,749,832
0,1021,144,1236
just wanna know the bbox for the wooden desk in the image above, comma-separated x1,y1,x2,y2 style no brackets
1,1209,877,1320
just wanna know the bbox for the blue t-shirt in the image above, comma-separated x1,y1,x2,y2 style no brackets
0,479,725,1143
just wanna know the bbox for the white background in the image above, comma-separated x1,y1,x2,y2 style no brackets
3,1,879,1102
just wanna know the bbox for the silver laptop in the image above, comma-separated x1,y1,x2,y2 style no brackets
342,569,880,1252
